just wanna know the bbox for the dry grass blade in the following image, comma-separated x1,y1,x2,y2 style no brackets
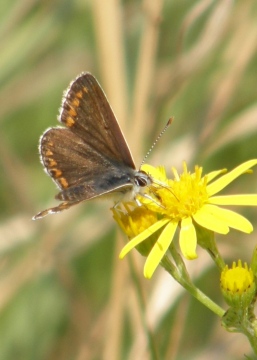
130,0,164,163
91,0,128,130
200,3,257,143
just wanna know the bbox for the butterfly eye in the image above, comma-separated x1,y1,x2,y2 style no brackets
134,171,151,187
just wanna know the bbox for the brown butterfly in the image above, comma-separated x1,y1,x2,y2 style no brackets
33,73,152,219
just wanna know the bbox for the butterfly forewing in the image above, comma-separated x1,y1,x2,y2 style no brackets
59,73,135,168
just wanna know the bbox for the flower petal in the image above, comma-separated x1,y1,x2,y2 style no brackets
144,221,177,279
141,164,167,181
207,160,257,196
209,194,257,206
179,217,197,259
207,206,253,233
119,218,170,259
205,169,227,183
193,205,230,234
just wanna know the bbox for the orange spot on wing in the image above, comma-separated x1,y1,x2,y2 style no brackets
50,169,62,178
76,91,83,98
68,107,77,117
65,116,75,127
48,159,57,167
72,97,80,107
59,177,69,188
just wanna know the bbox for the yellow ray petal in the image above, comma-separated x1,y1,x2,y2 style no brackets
195,204,252,233
141,164,167,180
208,206,253,233
209,194,257,206
205,169,227,183
207,160,257,196
119,218,170,259
179,217,197,259
193,205,229,234
144,221,177,279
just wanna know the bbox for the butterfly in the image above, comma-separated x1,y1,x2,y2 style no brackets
33,73,152,220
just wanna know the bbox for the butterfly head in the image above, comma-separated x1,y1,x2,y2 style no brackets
134,170,152,187
130,169,153,201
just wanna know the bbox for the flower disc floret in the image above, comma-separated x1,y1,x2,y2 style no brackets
148,163,209,221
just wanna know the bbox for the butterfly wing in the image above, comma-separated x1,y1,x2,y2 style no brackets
59,72,135,169
40,126,135,197
33,73,137,219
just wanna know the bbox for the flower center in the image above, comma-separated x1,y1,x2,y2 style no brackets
152,165,209,221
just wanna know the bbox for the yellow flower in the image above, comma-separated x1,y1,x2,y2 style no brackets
112,204,162,257
118,160,257,279
220,260,256,308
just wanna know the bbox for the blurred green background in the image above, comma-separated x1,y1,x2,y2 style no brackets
1,1,257,359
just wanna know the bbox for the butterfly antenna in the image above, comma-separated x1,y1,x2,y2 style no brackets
140,117,174,167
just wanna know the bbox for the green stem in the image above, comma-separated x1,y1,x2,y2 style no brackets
245,329,257,355
180,279,225,317
195,225,225,271
161,255,225,317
